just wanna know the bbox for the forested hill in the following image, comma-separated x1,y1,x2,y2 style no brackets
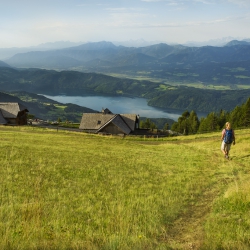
0,91,97,122
1,67,250,113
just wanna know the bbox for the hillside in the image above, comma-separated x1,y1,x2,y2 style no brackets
0,91,97,122
0,42,85,60
0,60,11,68
1,67,250,113
0,126,249,249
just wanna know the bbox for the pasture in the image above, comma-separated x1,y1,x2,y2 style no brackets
0,126,249,249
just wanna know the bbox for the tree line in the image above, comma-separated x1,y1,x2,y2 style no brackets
140,97,250,134
171,97,250,134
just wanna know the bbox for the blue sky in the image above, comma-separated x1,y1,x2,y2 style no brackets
1,0,250,47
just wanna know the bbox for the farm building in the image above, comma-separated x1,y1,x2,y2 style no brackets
0,102,29,125
79,108,139,135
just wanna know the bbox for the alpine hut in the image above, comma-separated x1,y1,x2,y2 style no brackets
0,102,29,125
79,108,139,135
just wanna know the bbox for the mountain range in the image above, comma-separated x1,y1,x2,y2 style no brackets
1,40,250,117
0,41,85,60
5,40,250,68
3,40,250,87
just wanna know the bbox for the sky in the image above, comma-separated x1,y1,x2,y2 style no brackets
1,0,250,48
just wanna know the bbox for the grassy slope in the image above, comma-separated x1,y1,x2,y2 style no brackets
0,126,249,249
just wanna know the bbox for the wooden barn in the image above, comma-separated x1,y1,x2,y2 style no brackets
0,102,29,125
79,108,139,135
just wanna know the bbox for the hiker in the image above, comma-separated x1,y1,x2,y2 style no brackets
221,122,236,159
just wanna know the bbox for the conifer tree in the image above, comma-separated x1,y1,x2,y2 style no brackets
189,110,200,134
140,118,157,129
171,111,190,134
218,109,228,129
230,105,243,128
198,117,207,133
243,98,250,127
163,123,169,131
198,112,219,133
181,110,190,135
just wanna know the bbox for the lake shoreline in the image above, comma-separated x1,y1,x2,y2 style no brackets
40,94,208,121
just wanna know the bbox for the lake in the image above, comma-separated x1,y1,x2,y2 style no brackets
42,95,206,121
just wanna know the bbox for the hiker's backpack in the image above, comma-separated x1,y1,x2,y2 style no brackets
224,129,233,144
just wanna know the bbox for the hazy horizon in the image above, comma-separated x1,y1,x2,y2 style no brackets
0,36,248,50
1,0,250,48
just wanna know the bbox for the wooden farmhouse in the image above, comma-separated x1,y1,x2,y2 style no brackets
79,108,139,135
0,102,29,125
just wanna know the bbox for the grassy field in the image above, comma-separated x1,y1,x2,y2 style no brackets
0,126,250,249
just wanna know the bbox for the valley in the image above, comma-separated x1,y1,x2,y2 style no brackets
2,0,250,248
0,66,250,115
1,40,250,126
3,41,250,90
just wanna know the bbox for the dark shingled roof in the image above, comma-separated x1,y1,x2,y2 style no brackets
97,114,131,134
0,102,29,119
0,110,7,124
101,108,113,114
79,109,139,135
79,113,115,130
120,114,138,131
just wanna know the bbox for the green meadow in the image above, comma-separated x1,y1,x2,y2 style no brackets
0,126,250,249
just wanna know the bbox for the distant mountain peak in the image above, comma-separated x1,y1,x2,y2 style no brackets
69,41,117,51
184,37,237,47
225,40,250,47
0,60,11,68
36,41,84,49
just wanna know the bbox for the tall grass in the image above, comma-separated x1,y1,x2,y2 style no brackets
0,126,249,249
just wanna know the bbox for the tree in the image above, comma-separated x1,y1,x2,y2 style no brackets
140,118,156,130
171,122,179,132
198,117,207,133
171,111,190,135
150,122,157,130
198,112,219,133
189,110,200,134
218,109,228,129
27,113,35,119
243,98,250,127
230,106,241,128
163,123,169,131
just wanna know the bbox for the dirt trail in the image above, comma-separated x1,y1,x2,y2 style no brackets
165,186,220,249
163,143,237,249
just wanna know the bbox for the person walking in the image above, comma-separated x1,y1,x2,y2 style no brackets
221,122,236,159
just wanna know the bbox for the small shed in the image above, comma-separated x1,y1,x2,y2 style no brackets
79,109,139,135
0,102,29,125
